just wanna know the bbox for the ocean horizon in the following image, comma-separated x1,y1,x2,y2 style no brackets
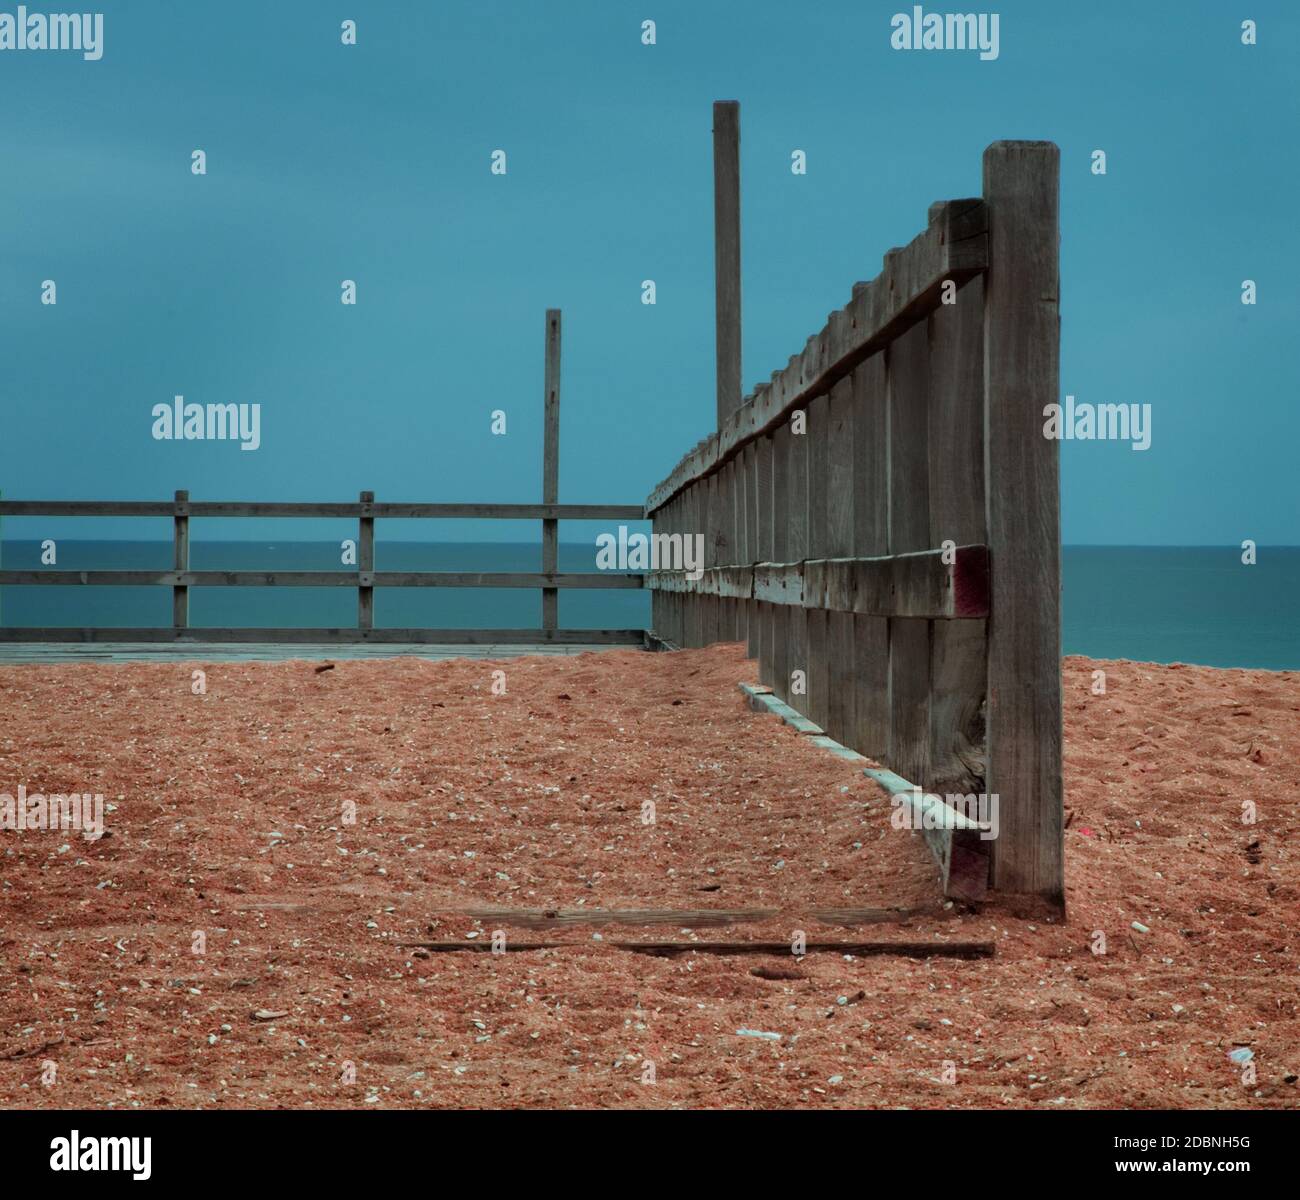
1,541,1296,671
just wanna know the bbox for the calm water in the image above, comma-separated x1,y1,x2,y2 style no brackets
1,543,1297,670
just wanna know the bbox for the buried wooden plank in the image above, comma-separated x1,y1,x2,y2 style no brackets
862,767,990,904
457,905,949,929
402,939,993,959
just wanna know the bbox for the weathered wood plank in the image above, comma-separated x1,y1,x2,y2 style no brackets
786,406,809,709
172,489,189,629
542,309,561,632
744,443,758,660
982,141,1063,905
804,393,831,731
713,100,743,427
929,275,988,796
358,490,375,630
404,938,994,959
661,548,987,618
757,433,775,685
886,318,932,787
851,353,890,760
861,766,989,904
645,199,988,514
826,377,855,745
770,421,791,699
458,905,950,929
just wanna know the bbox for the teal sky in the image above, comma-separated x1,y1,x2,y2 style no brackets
0,0,1295,544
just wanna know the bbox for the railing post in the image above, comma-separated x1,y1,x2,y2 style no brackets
358,490,374,631
713,100,742,428
982,141,1063,908
542,309,561,633
172,489,189,629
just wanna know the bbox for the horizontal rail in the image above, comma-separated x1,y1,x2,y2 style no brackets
646,199,988,513
0,570,643,589
0,501,647,520
646,546,989,619
0,628,647,645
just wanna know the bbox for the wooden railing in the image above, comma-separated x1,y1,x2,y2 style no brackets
0,495,646,644
647,141,1063,907
0,311,648,646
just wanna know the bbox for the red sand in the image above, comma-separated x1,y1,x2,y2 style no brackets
1,645,1296,1108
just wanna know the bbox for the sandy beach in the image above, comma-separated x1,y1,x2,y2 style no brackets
1,645,1295,1108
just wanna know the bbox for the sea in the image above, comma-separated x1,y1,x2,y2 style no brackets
1,542,1297,671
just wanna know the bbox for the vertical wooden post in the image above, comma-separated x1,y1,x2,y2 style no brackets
713,100,742,428
358,490,374,630
172,489,189,629
542,309,561,633
982,141,1063,906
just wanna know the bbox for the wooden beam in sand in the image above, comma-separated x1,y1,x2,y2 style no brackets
401,939,993,959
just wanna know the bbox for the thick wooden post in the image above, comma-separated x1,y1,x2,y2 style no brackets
542,309,561,632
358,490,374,629
713,100,742,428
982,141,1063,906
172,489,189,629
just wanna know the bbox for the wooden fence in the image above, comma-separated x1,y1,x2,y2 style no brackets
0,310,646,647
647,140,1063,907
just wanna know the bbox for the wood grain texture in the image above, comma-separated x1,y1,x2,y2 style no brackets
805,393,830,732
929,276,989,797
886,318,931,787
646,199,988,514
172,489,189,629
713,101,743,427
786,408,809,710
358,490,375,630
542,309,561,632
771,421,792,698
826,378,856,745
982,141,1064,904
851,355,890,759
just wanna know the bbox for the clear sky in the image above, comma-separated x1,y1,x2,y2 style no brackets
1,0,1295,544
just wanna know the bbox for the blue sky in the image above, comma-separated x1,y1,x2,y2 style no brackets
0,0,1295,544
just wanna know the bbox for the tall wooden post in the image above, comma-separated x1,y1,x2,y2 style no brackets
358,490,374,630
982,141,1063,907
172,489,189,629
542,309,561,632
713,100,742,428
